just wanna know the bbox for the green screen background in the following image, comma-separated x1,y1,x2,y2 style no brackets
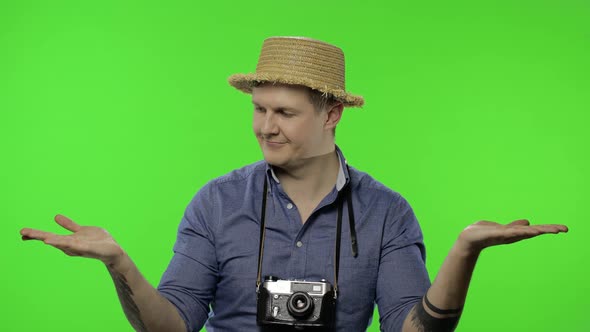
1,0,588,331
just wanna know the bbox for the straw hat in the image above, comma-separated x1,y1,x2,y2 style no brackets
228,36,364,108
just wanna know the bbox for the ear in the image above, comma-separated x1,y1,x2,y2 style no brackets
324,102,344,132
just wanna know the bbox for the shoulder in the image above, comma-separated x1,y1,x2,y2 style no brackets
187,160,267,209
348,165,417,226
349,166,405,204
208,160,267,187
182,161,267,226
349,167,424,252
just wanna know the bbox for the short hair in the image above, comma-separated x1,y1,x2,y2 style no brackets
307,88,339,136
307,88,339,113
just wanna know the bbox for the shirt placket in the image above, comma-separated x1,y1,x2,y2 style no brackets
275,190,344,282
272,190,308,279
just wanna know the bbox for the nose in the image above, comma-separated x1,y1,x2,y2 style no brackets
260,112,279,136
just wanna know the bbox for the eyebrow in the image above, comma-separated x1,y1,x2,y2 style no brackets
251,101,299,112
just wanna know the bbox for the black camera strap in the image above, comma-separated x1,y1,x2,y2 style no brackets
346,179,358,258
333,189,344,298
256,175,269,293
256,165,358,300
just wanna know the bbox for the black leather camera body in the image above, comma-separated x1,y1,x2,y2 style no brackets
257,276,336,328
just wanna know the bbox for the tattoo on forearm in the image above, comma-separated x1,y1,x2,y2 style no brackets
409,297,461,332
109,267,148,332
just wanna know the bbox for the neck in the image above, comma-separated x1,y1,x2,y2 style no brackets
274,148,340,203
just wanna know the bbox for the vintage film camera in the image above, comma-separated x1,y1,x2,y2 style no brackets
257,276,336,327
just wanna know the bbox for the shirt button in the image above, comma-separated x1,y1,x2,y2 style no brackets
287,203,294,209
296,241,303,248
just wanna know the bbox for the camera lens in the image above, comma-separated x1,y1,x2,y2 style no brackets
287,292,314,318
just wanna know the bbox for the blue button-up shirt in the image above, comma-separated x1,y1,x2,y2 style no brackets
157,147,431,332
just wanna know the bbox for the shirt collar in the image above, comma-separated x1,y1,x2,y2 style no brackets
266,145,350,192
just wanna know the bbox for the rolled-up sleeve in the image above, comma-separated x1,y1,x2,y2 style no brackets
376,195,431,332
157,183,219,332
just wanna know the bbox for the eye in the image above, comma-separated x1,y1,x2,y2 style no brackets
254,107,265,113
278,110,294,117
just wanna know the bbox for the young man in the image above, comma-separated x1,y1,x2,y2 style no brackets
20,36,567,332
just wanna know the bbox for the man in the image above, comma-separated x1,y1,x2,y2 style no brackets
20,36,567,332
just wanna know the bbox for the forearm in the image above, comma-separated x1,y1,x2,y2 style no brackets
424,240,479,310
106,252,187,332
402,240,479,332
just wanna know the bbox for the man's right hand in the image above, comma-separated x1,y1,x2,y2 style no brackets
21,214,188,332
20,214,124,266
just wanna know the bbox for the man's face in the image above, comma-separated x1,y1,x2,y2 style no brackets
252,83,332,169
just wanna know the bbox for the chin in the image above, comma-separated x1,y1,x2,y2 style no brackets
258,143,299,168
260,146,282,161
262,155,287,167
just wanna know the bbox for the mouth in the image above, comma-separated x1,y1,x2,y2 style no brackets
258,136,286,143
262,140,287,148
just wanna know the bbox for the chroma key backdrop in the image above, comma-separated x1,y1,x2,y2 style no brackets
1,1,588,331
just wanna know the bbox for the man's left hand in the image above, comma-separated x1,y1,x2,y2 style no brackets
457,219,568,255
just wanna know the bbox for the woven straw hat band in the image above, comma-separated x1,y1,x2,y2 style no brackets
256,37,346,91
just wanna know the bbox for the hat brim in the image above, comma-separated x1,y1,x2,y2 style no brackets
228,73,364,108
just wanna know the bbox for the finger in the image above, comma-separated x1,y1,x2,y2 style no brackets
490,225,541,238
20,228,58,241
60,248,79,257
20,228,31,237
496,227,545,244
44,238,73,252
474,220,500,226
502,225,566,243
55,214,82,232
44,236,90,255
502,233,541,244
538,224,568,232
44,235,75,247
503,226,542,237
45,238,95,259
530,224,568,234
508,219,530,226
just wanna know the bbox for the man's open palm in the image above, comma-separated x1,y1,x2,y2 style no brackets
459,219,568,253
20,214,123,265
